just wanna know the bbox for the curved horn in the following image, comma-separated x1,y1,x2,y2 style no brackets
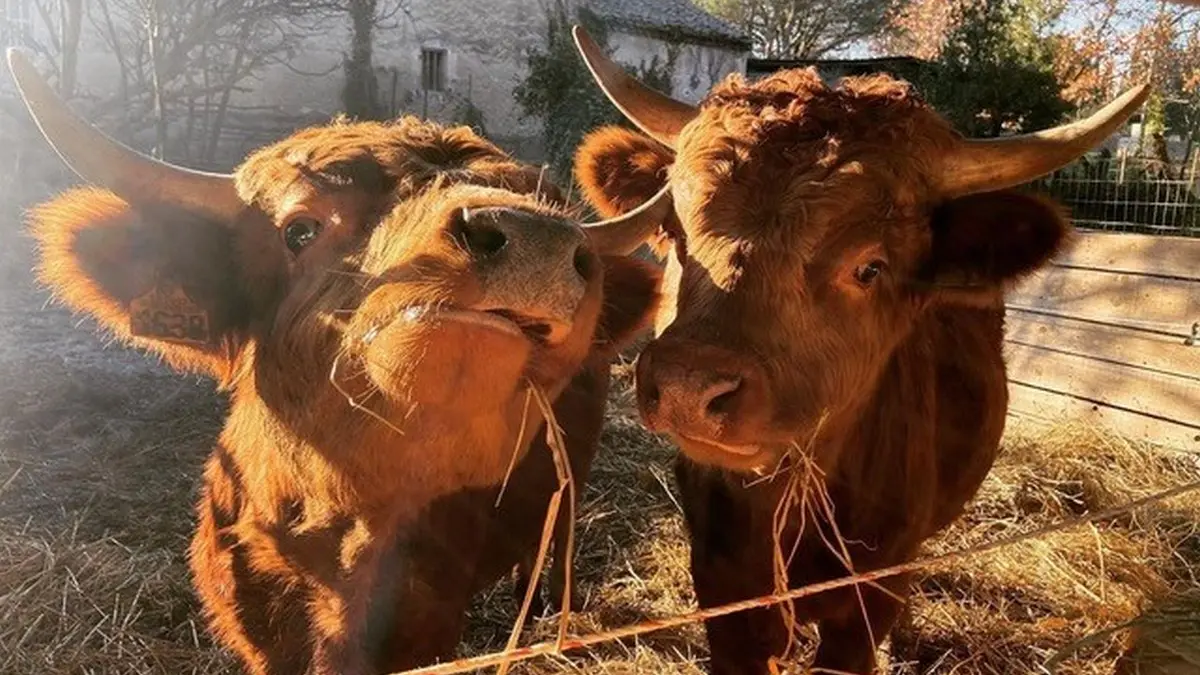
582,183,673,256
938,83,1151,198
572,25,698,150
6,48,243,220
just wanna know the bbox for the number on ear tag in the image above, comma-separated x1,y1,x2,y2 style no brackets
129,284,211,345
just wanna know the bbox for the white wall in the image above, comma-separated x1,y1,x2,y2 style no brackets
242,0,551,157
606,30,747,105
2,4,747,165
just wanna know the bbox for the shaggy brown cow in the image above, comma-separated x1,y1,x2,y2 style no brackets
8,48,667,675
569,27,1148,674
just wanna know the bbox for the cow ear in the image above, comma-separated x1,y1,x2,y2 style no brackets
575,126,677,259
29,187,286,386
574,125,673,218
923,190,1072,306
591,254,662,356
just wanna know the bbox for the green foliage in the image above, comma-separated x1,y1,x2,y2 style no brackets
454,98,488,137
1144,92,1167,137
513,1,675,181
917,0,1072,138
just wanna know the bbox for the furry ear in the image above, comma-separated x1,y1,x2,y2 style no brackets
29,187,286,385
591,254,662,356
574,125,673,219
574,126,677,258
923,190,1073,306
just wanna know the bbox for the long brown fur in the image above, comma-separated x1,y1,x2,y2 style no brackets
575,69,1072,673
28,115,659,675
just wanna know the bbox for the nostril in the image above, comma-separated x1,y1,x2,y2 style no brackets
572,245,594,280
457,212,508,258
465,223,508,257
704,378,744,418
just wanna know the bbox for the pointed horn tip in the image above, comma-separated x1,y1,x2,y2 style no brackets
6,47,34,78
1130,82,1152,104
581,183,672,228
572,25,596,52
6,47,52,107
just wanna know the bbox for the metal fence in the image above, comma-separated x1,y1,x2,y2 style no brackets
1032,151,1200,238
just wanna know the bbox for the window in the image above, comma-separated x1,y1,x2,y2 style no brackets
421,48,446,92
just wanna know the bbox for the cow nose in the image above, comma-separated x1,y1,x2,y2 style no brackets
635,345,764,441
456,207,592,278
455,206,593,343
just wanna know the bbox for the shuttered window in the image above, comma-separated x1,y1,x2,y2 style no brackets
420,48,446,92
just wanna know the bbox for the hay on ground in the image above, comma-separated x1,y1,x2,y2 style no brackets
2,161,1197,673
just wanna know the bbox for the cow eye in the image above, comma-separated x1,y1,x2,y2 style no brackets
284,217,323,253
854,260,886,286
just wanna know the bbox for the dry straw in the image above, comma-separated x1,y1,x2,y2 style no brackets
495,382,578,675
388,478,1200,675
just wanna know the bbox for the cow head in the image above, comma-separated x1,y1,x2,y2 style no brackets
569,27,1148,473
11,49,662,511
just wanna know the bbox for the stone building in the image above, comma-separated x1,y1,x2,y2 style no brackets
587,0,750,106
0,0,749,167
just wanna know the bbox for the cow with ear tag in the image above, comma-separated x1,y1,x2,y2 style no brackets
8,47,669,675
568,26,1149,674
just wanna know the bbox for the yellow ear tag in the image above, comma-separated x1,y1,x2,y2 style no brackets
129,284,211,345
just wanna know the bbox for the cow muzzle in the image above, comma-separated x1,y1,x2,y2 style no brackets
635,338,774,467
455,206,593,346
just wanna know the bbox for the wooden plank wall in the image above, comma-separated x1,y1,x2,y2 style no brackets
1005,231,1200,451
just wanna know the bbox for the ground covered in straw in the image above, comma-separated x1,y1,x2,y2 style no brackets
2,151,1198,675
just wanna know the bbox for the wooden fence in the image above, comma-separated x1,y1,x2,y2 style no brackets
1004,231,1200,451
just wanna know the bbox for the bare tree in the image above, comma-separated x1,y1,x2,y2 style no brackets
697,0,900,58
87,0,339,162
301,0,413,120
24,0,411,162
344,0,380,119
12,0,86,96
54,0,83,97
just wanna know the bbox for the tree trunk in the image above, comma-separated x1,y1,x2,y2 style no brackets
58,0,83,98
343,0,379,120
97,0,130,104
148,0,168,159
206,23,251,165
184,96,196,162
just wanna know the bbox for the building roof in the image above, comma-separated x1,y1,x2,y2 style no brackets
586,0,751,50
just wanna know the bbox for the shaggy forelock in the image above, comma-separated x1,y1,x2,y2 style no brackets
234,116,564,212
700,69,951,145
669,69,963,252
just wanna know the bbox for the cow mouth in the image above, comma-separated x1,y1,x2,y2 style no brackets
379,305,557,348
674,432,763,457
431,308,554,346
480,309,554,345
